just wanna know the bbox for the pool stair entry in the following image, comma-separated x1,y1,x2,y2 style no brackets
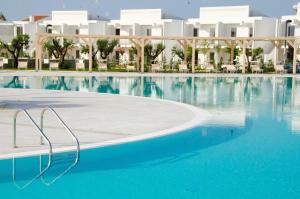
12,107,80,189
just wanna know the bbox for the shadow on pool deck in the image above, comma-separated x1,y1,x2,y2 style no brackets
0,100,86,110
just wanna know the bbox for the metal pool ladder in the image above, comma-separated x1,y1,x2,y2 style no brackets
12,107,80,189
12,109,52,190
39,107,80,186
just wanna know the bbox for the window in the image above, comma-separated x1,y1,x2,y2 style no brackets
146,29,152,36
115,28,120,35
288,26,295,36
76,50,80,59
230,27,237,37
116,51,120,62
46,25,52,33
193,28,198,37
210,27,216,37
75,29,79,35
249,27,253,37
16,26,23,35
209,52,215,64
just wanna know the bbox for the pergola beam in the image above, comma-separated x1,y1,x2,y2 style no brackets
34,32,300,73
37,33,299,42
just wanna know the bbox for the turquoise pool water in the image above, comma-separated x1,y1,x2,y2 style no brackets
1,76,300,199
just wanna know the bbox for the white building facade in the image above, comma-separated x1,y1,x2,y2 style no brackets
187,5,277,66
109,9,188,63
1,5,300,68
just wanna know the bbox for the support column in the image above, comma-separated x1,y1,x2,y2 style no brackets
192,39,196,73
242,41,246,74
35,36,39,72
136,46,141,72
293,40,298,74
141,38,145,73
38,44,43,71
89,39,93,73
184,40,188,64
230,45,235,65
274,41,279,65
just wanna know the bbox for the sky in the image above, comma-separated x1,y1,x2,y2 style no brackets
1,0,300,21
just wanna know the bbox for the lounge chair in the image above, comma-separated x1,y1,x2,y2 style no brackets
126,65,135,72
275,65,284,74
76,59,85,71
49,61,59,71
18,59,28,70
98,62,107,72
179,63,189,73
223,65,237,73
44,59,49,64
251,64,263,73
0,59,3,69
205,65,215,73
151,63,163,73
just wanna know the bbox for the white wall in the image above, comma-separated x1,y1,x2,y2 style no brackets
51,11,88,25
0,24,14,43
88,21,107,35
163,20,184,62
198,24,216,37
200,6,250,22
237,26,250,37
184,24,193,37
23,23,38,52
253,17,277,61
120,9,162,25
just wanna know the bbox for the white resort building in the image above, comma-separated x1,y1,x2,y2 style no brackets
187,5,277,66
109,9,187,63
0,4,300,72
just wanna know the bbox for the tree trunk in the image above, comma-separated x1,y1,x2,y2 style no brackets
92,54,97,68
13,56,18,68
246,55,250,73
59,57,64,68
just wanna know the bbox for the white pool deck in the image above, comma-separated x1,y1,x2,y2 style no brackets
0,87,209,160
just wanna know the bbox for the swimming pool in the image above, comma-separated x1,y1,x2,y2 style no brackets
1,75,300,199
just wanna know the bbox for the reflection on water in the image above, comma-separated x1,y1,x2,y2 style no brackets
1,76,299,133
1,75,300,197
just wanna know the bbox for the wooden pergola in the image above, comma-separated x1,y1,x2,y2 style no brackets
35,33,300,74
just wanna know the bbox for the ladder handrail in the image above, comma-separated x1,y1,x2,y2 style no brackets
12,107,80,188
39,107,80,186
40,153,79,186
40,107,80,161
12,109,53,190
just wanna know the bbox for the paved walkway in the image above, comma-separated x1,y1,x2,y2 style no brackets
0,88,207,159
